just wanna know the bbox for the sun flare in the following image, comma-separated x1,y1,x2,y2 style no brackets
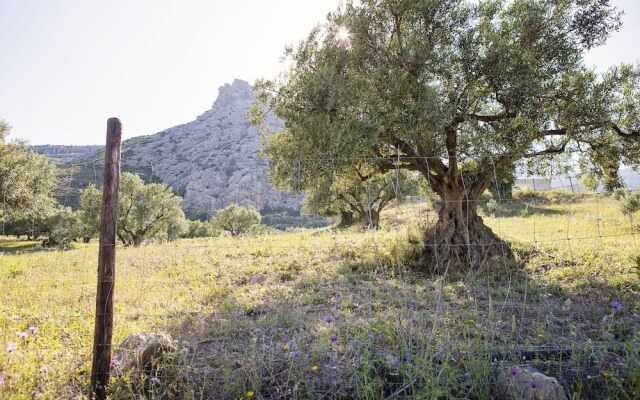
336,26,350,42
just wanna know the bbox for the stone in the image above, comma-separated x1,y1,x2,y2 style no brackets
497,365,568,400
249,273,267,285
112,333,177,374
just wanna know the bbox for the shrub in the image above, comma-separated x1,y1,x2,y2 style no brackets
613,189,640,221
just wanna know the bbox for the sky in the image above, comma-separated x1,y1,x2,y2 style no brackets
0,0,638,146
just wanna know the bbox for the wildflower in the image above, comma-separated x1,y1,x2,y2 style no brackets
31,389,40,397
329,334,338,343
247,391,255,397
254,328,262,334
267,328,277,335
151,377,161,384
611,300,623,312
110,358,120,367
16,331,28,339
410,318,417,325
312,365,319,372
7,343,17,353
602,315,609,323
28,326,38,334
334,314,342,320
510,367,518,376
283,344,289,351
536,333,545,339
324,316,334,324
39,365,49,373
530,381,538,389
0,375,5,384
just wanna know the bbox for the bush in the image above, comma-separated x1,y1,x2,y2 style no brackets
213,204,261,237
613,189,640,221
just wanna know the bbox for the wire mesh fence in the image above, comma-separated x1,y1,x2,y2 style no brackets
1,155,639,399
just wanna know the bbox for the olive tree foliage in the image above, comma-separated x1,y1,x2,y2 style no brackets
78,183,102,242
213,204,261,237
254,0,638,270
0,119,58,224
181,219,221,238
304,167,420,229
613,188,640,222
80,172,186,246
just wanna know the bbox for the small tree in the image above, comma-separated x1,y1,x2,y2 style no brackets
80,172,186,246
213,204,261,237
304,168,420,229
41,206,82,248
613,188,640,222
78,184,102,242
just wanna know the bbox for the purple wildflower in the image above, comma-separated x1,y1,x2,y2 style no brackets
28,326,38,334
329,334,338,343
602,315,609,323
39,365,49,373
611,300,622,312
254,328,262,334
151,377,161,384
334,314,342,320
510,367,519,376
7,343,17,353
267,328,277,335
324,316,334,324
110,358,120,367
410,318,417,325
0,375,5,384
16,331,28,339
530,381,538,389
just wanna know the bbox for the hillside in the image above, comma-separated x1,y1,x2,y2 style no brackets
34,80,304,220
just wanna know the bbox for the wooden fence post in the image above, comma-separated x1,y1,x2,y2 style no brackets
91,118,122,399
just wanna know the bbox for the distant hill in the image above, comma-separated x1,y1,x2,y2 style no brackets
34,80,313,224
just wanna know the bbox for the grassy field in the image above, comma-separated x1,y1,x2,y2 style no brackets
1,192,639,399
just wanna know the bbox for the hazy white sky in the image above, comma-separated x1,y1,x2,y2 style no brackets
0,0,638,146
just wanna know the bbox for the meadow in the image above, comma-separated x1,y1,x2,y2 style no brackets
1,191,639,399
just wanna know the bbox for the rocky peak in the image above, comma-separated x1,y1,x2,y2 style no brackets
212,79,254,108
33,79,301,220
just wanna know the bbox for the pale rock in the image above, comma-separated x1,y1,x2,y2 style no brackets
112,333,177,375
249,273,267,285
34,79,303,216
497,365,568,400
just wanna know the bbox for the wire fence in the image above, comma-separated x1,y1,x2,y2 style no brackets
1,155,639,399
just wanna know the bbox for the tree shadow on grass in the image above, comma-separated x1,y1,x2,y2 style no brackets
0,238,52,254
146,239,640,400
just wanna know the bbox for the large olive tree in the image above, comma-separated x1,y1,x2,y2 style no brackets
256,0,639,270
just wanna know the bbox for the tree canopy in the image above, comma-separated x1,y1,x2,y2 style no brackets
256,0,639,270
80,172,186,246
304,167,420,229
213,204,261,237
0,119,58,224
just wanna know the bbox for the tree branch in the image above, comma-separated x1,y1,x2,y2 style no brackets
466,112,516,122
611,123,640,140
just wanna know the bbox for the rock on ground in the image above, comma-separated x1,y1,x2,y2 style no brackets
497,365,568,400
113,333,177,374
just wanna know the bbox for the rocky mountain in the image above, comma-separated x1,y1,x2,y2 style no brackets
34,79,306,221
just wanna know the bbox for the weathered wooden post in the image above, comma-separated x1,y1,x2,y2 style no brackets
91,118,122,399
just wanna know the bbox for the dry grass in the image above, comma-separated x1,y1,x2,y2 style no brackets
1,193,639,399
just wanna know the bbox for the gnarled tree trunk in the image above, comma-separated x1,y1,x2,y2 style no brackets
420,181,513,271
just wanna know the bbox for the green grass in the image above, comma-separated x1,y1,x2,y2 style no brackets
1,193,639,399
